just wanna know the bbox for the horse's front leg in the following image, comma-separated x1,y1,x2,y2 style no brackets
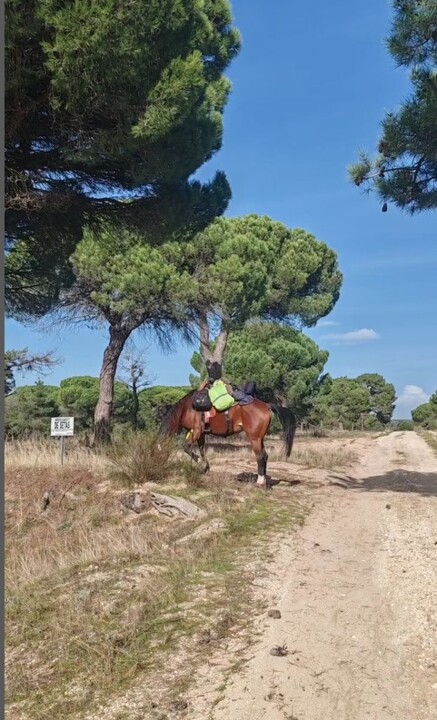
183,430,201,464
198,434,210,474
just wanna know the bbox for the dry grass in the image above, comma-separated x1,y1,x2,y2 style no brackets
287,445,357,469
106,432,176,486
175,459,208,488
5,436,109,472
421,430,437,457
5,430,358,720
5,441,305,720
207,437,357,470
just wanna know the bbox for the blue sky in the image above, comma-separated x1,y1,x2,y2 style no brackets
6,0,437,418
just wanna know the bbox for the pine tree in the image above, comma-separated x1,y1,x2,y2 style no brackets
4,348,58,394
5,0,240,316
168,215,342,366
349,1,437,213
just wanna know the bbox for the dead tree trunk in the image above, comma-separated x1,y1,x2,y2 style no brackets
94,324,130,444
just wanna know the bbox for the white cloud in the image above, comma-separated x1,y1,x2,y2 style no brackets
317,320,339,327
321,328,380,344
396,385,429,413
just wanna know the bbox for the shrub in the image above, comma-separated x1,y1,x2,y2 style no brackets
311,426,328,438
396,420,415,431
106,432,175,486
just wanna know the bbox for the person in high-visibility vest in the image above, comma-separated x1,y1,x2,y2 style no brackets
198,360,255,407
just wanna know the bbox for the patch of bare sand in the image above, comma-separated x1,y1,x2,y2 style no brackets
185,432,437,720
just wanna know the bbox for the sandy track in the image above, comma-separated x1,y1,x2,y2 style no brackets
202,432,437,719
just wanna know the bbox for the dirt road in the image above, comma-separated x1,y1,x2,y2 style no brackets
194,432,437,719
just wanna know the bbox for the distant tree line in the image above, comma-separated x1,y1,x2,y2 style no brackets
5,333,401,437
4,375,190,439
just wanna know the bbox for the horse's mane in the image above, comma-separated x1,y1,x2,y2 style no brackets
160,390,194,434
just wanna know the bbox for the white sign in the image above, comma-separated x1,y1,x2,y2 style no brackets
51,417,75,436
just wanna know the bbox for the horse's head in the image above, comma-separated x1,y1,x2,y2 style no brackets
155,403,172,425
158,392,193,435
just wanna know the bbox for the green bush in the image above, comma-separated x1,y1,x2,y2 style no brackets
396,420,415,431
5,382,60,437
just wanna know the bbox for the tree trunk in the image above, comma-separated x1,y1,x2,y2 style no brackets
199,313,229,365
94,325,130,444
131,379,139,430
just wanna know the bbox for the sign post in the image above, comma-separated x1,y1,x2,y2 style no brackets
51,417,75,465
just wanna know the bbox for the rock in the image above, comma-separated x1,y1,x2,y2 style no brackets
174,520,225,545
268,609,281,619
385,503,391,509
120,492,152,514
151,492,207,519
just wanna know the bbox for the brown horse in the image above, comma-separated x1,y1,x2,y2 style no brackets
160,391,296,486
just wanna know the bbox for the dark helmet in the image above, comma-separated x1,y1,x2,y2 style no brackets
207,361,222,381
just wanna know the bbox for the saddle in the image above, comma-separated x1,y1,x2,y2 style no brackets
190,378,256,436
203,407,232,436
191,390,231,434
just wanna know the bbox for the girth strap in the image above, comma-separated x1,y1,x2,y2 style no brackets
225,410,231,435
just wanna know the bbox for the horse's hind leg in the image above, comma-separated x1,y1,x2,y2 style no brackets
249,437,269,487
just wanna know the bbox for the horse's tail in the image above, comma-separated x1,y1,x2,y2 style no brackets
270,405,297,458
